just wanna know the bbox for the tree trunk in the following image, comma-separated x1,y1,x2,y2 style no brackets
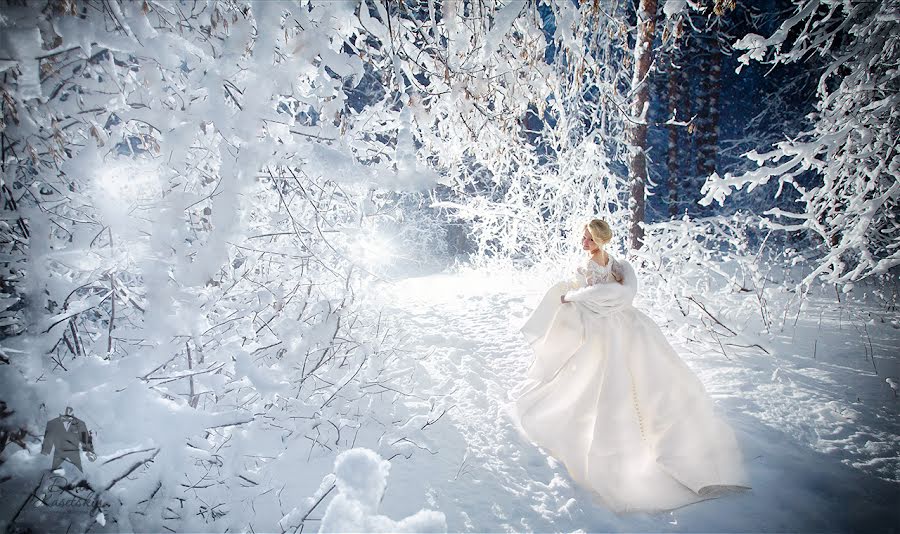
694,28,723,215
627,0,658,250
667,46,687,218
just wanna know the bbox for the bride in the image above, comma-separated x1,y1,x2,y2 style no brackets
512,218,751,513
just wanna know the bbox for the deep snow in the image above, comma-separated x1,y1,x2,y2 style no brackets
4,263,898,533
363,265,900,533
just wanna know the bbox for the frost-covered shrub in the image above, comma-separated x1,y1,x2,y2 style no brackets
0,1,451,531
700,0,900,289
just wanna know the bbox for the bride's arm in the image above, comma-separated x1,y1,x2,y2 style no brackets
562,260,638,305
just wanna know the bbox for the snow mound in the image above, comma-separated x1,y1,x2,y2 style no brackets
319,448,446,533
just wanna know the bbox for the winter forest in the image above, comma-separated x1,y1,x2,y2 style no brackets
0,0,898,532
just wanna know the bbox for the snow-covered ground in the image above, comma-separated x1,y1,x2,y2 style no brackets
364,265,900,533
5,263,897,533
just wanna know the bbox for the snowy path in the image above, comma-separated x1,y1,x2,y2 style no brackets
370,268,900,533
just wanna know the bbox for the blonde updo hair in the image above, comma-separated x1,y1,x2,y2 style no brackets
585,219,613,247
585,218,624,284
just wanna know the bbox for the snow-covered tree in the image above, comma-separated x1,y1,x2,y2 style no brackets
699,0,900,289
374,0,641,265
0,1,451,530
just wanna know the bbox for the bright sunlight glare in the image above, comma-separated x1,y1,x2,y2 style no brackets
95,162,162,203
357,231,397,268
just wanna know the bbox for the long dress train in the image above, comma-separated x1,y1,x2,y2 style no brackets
511,254,751,513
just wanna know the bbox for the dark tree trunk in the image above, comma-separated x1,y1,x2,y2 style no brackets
695,31,722,191
667,46,688,218
689,13,724,217
628,0,658,250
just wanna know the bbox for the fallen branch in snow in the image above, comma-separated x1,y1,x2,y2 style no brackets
687,295,738,336
186,341,197,408
421,404,454,430
391,436,438,455
107,272,116,356
454,447,474,481
387,451,413,462
143,362,227,385
297,483,335,532
101,448,161,493
42,289,114,333
863,321,877,375
139,353,182,381
688,295,771,356
204,418,255,430
711,330,732,361
723,342,770,355
848,309,879,375
306,429,333,460
319,351,368,410
100,447,158,465
68,319,84,358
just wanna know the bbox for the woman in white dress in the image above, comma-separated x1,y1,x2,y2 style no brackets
513,219,751,513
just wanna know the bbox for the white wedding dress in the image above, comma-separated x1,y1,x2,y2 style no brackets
512,254,751,513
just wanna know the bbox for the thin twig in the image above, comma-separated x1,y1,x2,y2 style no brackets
687,295,737,336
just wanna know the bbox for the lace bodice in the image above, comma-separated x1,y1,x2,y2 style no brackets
571,255,624,289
